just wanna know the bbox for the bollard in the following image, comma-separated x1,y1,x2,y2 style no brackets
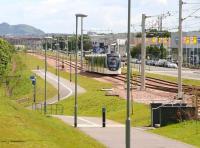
37,65,39,70
102,107,106,127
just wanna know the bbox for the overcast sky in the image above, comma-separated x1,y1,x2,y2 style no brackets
0,0,199,33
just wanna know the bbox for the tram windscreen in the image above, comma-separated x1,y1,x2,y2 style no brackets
107,54,120,71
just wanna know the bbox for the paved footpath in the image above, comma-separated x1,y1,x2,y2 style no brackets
33,70,85,104
54,115,195,148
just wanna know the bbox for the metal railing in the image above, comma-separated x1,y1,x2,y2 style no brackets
32,103,64,115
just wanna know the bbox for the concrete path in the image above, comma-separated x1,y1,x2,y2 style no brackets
54,115,195,148
33,70,86,104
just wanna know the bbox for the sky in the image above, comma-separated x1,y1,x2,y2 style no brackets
0,0,199,33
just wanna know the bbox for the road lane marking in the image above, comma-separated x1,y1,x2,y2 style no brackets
34,70,73,104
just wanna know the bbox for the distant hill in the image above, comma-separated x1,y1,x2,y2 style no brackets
0,22,45,36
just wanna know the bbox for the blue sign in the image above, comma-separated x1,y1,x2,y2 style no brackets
198,37,200,44
30,76,36,85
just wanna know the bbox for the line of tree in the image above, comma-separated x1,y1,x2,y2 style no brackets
131,43,167,60
0,38,15,78
136,29,171,38
42,35,93,52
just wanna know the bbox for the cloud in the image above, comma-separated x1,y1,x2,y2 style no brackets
0,0,198,33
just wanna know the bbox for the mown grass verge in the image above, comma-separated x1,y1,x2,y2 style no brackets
0,94,105,148
0,53,105,148
27,53,151,127
8,52,57,107
151,121,200,147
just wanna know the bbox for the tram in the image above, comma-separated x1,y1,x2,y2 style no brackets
85,53,121,75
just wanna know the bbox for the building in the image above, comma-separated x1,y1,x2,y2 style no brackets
171,32,200,65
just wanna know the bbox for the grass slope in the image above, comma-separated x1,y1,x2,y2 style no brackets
30,54,151,127
0,96,105,148
0,53,105,148
151,121,200,147
11,53,57,106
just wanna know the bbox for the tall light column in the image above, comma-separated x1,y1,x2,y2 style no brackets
74,15,78,128
126,0,131,147
74,13,88,128
80,15,88,70
81,17,84,70
44,36,52,114
55,42,60,101
178,0,183,99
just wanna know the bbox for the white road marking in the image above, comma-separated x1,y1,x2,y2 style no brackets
34,70,73,104
78,117,99,126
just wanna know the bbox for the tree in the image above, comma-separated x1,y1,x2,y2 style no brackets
146,29,171,38
160,43,167,59
78,35,92,51
68,35,92,52
131,44,141,58
0,39,15,77
146,45,160,59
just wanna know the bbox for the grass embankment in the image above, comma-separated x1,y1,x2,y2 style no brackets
30,53,200,146
151,121,200,147
58,72,150,127
9,53,57,106
26,53,150,126
0,92,104,148
0,53,104,148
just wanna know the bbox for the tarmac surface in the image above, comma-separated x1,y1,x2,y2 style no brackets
132,63,200,80
54,115,195,148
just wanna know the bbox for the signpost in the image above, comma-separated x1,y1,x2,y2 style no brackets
30,75,36,103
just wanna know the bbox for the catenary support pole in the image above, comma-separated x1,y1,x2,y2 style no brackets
141,14,146,91
178,0,183,99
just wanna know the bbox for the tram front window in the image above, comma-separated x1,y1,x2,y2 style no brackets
107,56,120,71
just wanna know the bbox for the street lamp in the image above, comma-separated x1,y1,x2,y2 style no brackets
55,42,60,101
80,15,88,71
44,36,52,114
74,13,88,128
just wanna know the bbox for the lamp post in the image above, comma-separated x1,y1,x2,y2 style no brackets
74,13,88,128
55,42,60,101
70,52,72,82
81,15,87,70
44,36,52,114
126,0,131,147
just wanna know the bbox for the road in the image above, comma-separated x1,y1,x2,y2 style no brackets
54,115,194,148
132,63,200,80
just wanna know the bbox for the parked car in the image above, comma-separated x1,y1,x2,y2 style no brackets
146,60,154,65
167,62,178,68
136,59,141,64
157,59,167,67
131,58,137,63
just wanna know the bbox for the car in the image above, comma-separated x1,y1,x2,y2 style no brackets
157,59,167,67
131,58,137,63
167,62,178,68
146,60,154,65
136,59,141,64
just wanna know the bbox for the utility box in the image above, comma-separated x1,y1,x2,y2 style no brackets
151,103,195,127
